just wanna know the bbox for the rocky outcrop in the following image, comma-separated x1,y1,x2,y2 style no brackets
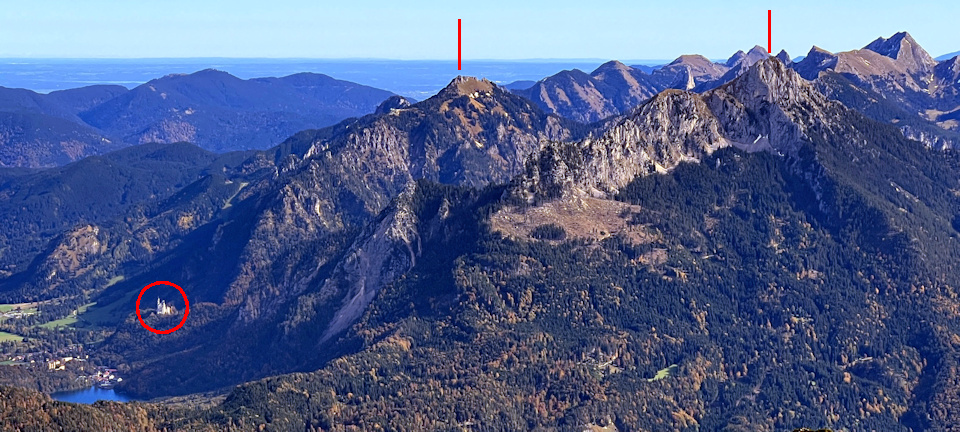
517,47,781,124
516,90,728,201
374,95,414,115
319,181,423,340
651,55,730,90
793,46,839,80
705,57,833,156
791,32,960,144
515,58,839,202
695,46,771,91
865,32,937,69
776,49,793,67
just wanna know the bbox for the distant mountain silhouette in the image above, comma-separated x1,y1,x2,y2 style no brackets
0,71,396,167
515,47,770,122
937,50,960,61
79,70,396,152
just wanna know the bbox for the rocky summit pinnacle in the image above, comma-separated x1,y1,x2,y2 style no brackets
793,46,838,80
516,57,834,202
718,57,811,106
863,31,935,66
775,49,792,66
374,95,413,114
726,50,748,68
443,76,496,97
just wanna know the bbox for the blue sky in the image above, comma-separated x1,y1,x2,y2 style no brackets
0,0,956,60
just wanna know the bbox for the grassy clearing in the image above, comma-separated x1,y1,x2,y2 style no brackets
36,302,96,329
79,286,140,327
0,303,39,314
68,275,128,328
37,316,78,329
647,364,678,382
0,331,23,342
104,275,126,288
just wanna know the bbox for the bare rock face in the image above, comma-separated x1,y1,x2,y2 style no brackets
791,32,960,145
776,50,793,67
796,32,937,92
517,47,785,124
652,55,730,90
518,53,739,124
793,46,839,80
515,58,837,203
864,32,937,71
374,95,414,115
317,181,423,340
705,57,835,156
794,33,936,104
222,76,582,323
695,46,772,92
516,90,728,201
934,56,960,112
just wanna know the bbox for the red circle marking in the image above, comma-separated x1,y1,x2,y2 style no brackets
135,281,190,335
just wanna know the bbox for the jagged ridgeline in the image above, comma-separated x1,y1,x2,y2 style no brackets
3,54,960,432
193,59,960,431
517,32,960,152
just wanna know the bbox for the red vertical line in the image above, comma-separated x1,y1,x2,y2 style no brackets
458,19,462,70
767,10,772,53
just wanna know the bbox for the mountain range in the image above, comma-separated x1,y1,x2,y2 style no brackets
516,33,960,152
2,32,960,431
0,71,396,167
514,45,772,123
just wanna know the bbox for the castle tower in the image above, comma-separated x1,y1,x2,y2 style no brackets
156,298,173,315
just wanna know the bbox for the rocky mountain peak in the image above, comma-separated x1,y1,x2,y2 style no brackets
745,46,771,64
937,55,960,76
374,95,413,115
793,46,839,80
747,45,769,56
443,76,496,97
723,57,808,100
704,57,835,157
864,31,936,71
593,60,631,74
670,54,717,68
775,49,792,66
726,46,770,68
514,88,727,201
726,50,747,67
808,46,833,56
865,32,920,58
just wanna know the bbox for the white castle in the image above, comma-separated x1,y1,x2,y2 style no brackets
156,298,176,316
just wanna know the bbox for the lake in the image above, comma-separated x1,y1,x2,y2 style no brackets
51,386,134,404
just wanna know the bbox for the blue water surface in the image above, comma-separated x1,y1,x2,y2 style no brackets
51,386,134,404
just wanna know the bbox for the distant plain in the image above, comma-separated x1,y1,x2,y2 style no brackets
0,58,671,99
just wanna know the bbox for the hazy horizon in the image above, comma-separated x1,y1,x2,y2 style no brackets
0,59,622,99
1,0,956,61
